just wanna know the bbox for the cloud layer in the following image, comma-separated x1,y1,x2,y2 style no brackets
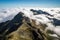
0,8,60,38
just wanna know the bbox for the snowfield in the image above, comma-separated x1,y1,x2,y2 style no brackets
0,8,60,38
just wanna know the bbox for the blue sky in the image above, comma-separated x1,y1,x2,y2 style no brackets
0,0,60,8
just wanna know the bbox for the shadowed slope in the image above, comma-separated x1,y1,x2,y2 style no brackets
0,12,24,40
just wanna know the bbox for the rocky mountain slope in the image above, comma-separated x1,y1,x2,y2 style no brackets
0,8,60,40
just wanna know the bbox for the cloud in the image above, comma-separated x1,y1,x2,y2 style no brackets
0,8,20,22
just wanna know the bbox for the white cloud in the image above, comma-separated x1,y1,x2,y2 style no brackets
0,8,21,22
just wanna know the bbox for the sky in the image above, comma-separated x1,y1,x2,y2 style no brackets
0,0,60,8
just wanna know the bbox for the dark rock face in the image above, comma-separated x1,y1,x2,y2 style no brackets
30,9,53,16
5,12,24,34
53,18,60,26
